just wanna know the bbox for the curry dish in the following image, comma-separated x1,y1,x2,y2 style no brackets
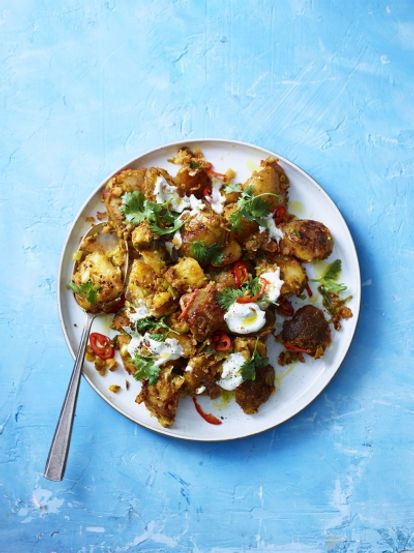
69,147,353,427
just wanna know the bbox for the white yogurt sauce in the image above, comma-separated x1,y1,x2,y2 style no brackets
188,194,206,216
172,230,183,249
260,268,284,304
259,213,284,241
224,302,266,334
127,299,151,323
217,352,246,391
127,333,184,366
154,175,190,213
207,179,225,214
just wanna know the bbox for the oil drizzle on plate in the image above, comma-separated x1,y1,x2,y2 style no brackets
275,363,296,388
213,390,235,410
288,200,305,215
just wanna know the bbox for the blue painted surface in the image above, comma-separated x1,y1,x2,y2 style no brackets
1,0,413,551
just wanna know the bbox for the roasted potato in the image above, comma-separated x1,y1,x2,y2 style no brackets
211,239,242,267
182,283,226,341
233,337,267,357
276,255,307,296
243,231,279,256
103,167,174,236
165,257,207,293
184,352,223,398
103,169,147,235
125,258,155,304
242,157,289,211
256,256,307,296
224,203,258,241
125,257,176,315
235,364,275,414
281,305,331,359
140,250,167,275
170,146,213,198
114,334,136,375
208,268,237,289
136,365,186,427
131,221,155,251
72,251,124,311
175,167,212,198
180,210,227,257
280,219,333,262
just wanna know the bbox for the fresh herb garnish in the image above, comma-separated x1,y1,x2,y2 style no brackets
189,159,201,171
133,355,160,385
147,333,167,342
311,259,353,330
120,191,147,225
240,340,269,381
225,182,242,193
120,191,184,236
135,316,171,335
217,275,262,309
311,260,347,295
191,241,224,265
67,280,100,305
229,186,279,230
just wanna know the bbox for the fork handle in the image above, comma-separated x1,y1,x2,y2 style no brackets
44,313,95,481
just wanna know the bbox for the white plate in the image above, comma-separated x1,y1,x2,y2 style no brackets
58,139,361,441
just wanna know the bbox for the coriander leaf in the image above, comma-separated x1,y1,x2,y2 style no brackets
120,191,147,225
120,191,184,236
191,241,224,265
133,355,160,385
246,195,270,219
324,259,342,282
189,159,201,171
240,358,256,381
229,209,243,230
217,287,243,310
230,186,279,230
149,214,184,236
135,316,170,334
148,333,167,342
217,275,263,309
320,281,348,295
311,259,347,295
240,349,269,381
67,280,100,306
248,275,262,296
225,182,242,193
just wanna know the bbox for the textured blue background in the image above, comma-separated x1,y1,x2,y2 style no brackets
1,1,413,551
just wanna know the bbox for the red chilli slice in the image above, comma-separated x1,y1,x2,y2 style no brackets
90,333,115,360
273,205,287,225
284,342,312,354
277,297,294,317
192,398,222,425
232,261,249,288
212,332,232,352
207,164,226,179
178,289,198,321
236,277,269,304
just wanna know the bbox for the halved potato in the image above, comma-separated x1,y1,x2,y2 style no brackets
280,219,333,262
180,210,226,257
103,167,174,236
242,157,289,211
165,257,207,293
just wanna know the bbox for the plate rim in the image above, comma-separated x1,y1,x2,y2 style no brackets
57,137,361,442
